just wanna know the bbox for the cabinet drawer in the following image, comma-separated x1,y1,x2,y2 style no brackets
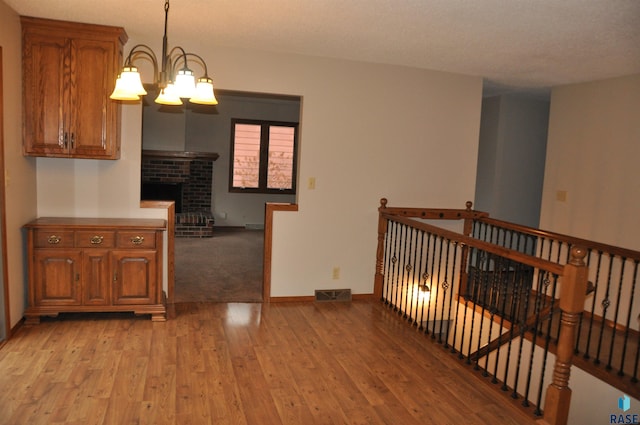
117,231,156,249
75,231,115,248
34,230,75,248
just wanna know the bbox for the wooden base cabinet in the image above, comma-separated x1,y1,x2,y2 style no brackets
24,218,167,323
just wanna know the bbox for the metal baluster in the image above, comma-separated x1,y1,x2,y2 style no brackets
398,223,410,317
382,220,393,304
534,274,559,416
426,233,437,335
409,227,419,323
437,239,451,344
620,260,639,376
408,228,422,326
431,237,444,340
510,264,536,398
422,233,436,334
595,254,615,365
416,230,427,330
452,243,467,355
482,256,502,377
481,221,490,244
520,271,546,404
443,241,458,349
402,226,415,320
492,259,514,384
466,247,483,364
607,257,627,370
584,251,603,360
390,221,401,311
474,252,491,370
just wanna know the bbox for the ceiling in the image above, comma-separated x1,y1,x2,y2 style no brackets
6,0,640,97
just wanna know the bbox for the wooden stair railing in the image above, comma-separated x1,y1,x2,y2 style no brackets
471,215,640,398
375,199,595,425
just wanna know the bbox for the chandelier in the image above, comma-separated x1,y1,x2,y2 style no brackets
110,0,218,105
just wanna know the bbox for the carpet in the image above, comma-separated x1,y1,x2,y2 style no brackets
174,229,264,303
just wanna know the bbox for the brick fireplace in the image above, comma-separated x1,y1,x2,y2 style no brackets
141,150,219,237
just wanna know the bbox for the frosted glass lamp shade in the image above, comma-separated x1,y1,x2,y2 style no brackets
189,77,218,105
155,83,183,105
110,66,147,100
174,69,196,98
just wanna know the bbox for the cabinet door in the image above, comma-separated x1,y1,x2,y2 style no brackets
33,249,82,306
111,250,157,305
82,250,110,305
69,38,118,159
22,32,69,156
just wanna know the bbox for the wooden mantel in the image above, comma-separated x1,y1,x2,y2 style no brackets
142,150,219,161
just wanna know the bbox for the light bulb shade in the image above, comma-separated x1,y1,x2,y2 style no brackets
155,83,183,105
189,77,219,105
174,68,196,98
110,66,147,100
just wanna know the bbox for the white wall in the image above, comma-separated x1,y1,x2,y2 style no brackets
0,1,38,328
541,74,640,250
541,74,640,424
32,28,483,299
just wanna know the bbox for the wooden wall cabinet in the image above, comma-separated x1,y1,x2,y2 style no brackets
21,17,128,159
24,218,167,323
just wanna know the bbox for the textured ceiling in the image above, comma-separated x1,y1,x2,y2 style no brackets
6,0,640,96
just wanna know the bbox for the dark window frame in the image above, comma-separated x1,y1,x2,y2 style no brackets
229,118,299,195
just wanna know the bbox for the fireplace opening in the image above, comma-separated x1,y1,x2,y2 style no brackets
141,182,183,213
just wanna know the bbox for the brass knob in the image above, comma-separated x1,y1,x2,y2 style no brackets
130,236,144,245
90,235,104,245
47,235,61,244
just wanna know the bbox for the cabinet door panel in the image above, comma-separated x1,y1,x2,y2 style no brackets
112,250,156,305
70,38,117,158
82,250,110,305
22,33,68,156
34,249,81,305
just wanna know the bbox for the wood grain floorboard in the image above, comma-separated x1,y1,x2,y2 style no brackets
0,301,540,424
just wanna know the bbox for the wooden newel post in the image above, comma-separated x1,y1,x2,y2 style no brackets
374,198,389,300
541,246,589,425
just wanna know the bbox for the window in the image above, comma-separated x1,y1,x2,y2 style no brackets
230,119,298,194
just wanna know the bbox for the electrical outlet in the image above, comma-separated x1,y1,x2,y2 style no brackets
332,267,340,280
556,190,567,202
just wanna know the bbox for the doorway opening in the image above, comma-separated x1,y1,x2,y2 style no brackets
141,89,301,303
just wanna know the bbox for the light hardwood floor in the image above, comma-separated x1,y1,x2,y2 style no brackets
0,301,538,424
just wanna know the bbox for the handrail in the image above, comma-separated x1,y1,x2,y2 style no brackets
478,216,640,261
382,213,565,276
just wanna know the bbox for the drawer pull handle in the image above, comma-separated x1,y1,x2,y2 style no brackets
47,235,61,244
130,236,145,245
90,236,104,245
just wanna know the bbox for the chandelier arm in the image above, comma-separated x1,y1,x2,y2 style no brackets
167,46,190,77
124,45,160,83
181,52,211,78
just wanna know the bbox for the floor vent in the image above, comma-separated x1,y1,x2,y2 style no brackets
315,289,352,302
